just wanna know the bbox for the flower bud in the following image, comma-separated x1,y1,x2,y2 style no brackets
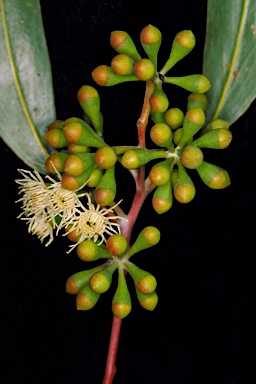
68,143,90,154
202,119,230,134
177,107,205,148
43,128,69,148
90,262,117,294
125,226,161,258
190,128,232,149
150,123,173,147
77,240,112,262
160,30,196,75
63,121,106,148
86,168,103,187
164,74,211,94
61,163,98,190
140,24,162,68
92,65,138,86
125,261,157,294
111,53,135,75
149,84,169,113
110,30,141,61
94,146,117,169
187,93,208,111
63,153,95,177
164,107,184,130
149,159,171,186
133,59,156,81
47,119,63,130
171,167,178,188
112,268,132,319
66,265,105,294
173,161,196,203
150,111,166,124
45,152,69,174
77,85,103,136
135,288,158,311
196,161,231,189
94,165,116,206
76,284,101,310
152,178,173,214
180,146,204,169
121,148,165,169
106,234,128,256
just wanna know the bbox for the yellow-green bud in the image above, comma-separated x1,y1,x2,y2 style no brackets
77,85,103,136
149,85,169,113
77,240,112,262
133,58,156,81
197,161,231,189
150,123,173,147
94,146,117,169
112,268,132,319
65,265,105,294
152,178,173,214
190,128,232,149
125,226,161,258
110,30,141,61
125,261,157,294
94,165,116,206
136,288,158,311
173,161,196,203
92,65,139,86
164,108,184,129
89,262,117,294
106,234,128,256
45,152,69,174
76,284,101,310
180,146,204,169
61,163,98,190
164,74,211,94
121,148,165,169
177,107,205,148
187,93,208,111
149,159,171,186
86,168,103,187
43,128,69,148
63,121,106,148
63,153,94,177
140,24,162,68
111,53,135,75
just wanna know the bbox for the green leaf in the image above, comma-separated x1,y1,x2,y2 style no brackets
0,0,55,174
203,0,256,127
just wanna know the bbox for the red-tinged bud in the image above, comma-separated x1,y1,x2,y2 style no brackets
92,65,138,86
125,226,161,258
47,119,63,130
61,163,98,190
43,128,69,148
65,226,80,242
159,30,196,75
202,119,230,134
45,152,69,174
173,161,196,203
65,265,105,294
63,121,106,148
112,268,132,319
106,234,128,256
68,143,90,154
133,58,156,81
150,123,173,147
94,146,117,169
77,85,103,136
177,107,205,148
111,54,135,75
187,93,208,111
76,285,100,310
140,24,162,68
196,161,231,189
190,128,232,149
149,84,169,113
136,289,158,311
152,178,173,214
164,108,184,130
180,146,204,169
165,74,211,94
121,148,165,169
149,159,172,186
77,240,112,262
94,166,116,206
86,168,103,187
125,261,157,294
90,262,117,294
63,153,94,177
110,31,141,61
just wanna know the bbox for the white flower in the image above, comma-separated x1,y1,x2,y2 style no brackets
65,194,123,254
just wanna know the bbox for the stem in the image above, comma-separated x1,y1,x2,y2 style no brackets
102,80,154,384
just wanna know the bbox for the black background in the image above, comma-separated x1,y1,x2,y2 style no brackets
0,1,255,383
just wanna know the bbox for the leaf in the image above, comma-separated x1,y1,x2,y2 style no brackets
203,0,256,127
0,0,56,174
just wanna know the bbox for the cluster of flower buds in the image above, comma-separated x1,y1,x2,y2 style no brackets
66,226,160,318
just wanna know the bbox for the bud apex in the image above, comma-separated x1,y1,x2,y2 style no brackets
89,262,117,293
106,234,128,256
43,128,69,148
136,289,158,311
76,285,100,310
112,268,132,319
180,146,204,169
164,108,184,129
94,146,117,169
66,265,104,294
149,85,169,113
111,54,135,75
77,240,112,262
173,161,196,203
150,123,173,147
133,59,156,81
45,152,69,174
140,24,162,68
187,93,208,111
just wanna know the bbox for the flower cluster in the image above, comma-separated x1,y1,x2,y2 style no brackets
15,168,122,251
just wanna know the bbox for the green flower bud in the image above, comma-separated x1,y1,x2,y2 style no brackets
164,74,211,94
150,111,166,124
110,30,142,61
164,107,184,130
121,148,165,169
90,262,117,293
136,289,158,311
45,151,69,174
149,84,169,113
77,85,103,136
140,24,162,68
63,121,106,148
76,284,101,310
63,153,95,177
68,143,90,154
43,128,69,148
150,123,173,147
202,119,230,134
66,265,105,294
196,161,231,189
125,226,161,258
94,165,116,206
125,261,157,294
92,65,139,86
61,163,98,190
173,161,196,203
171,167,178,187
152,178,173,214
190,128,232,149
94,146,117,169
106,234,128,256
133,58,156,81
47,119,63,130
111,53,135,75
177,107,205,148
112,268,132,319
187,93,208,111
77,240,112,262
149,159,172,186
86,168,103,187
159,30,196,75
180,146,204,169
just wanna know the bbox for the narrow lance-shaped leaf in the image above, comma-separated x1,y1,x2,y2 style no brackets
203,0,256,127
0,0,56,174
